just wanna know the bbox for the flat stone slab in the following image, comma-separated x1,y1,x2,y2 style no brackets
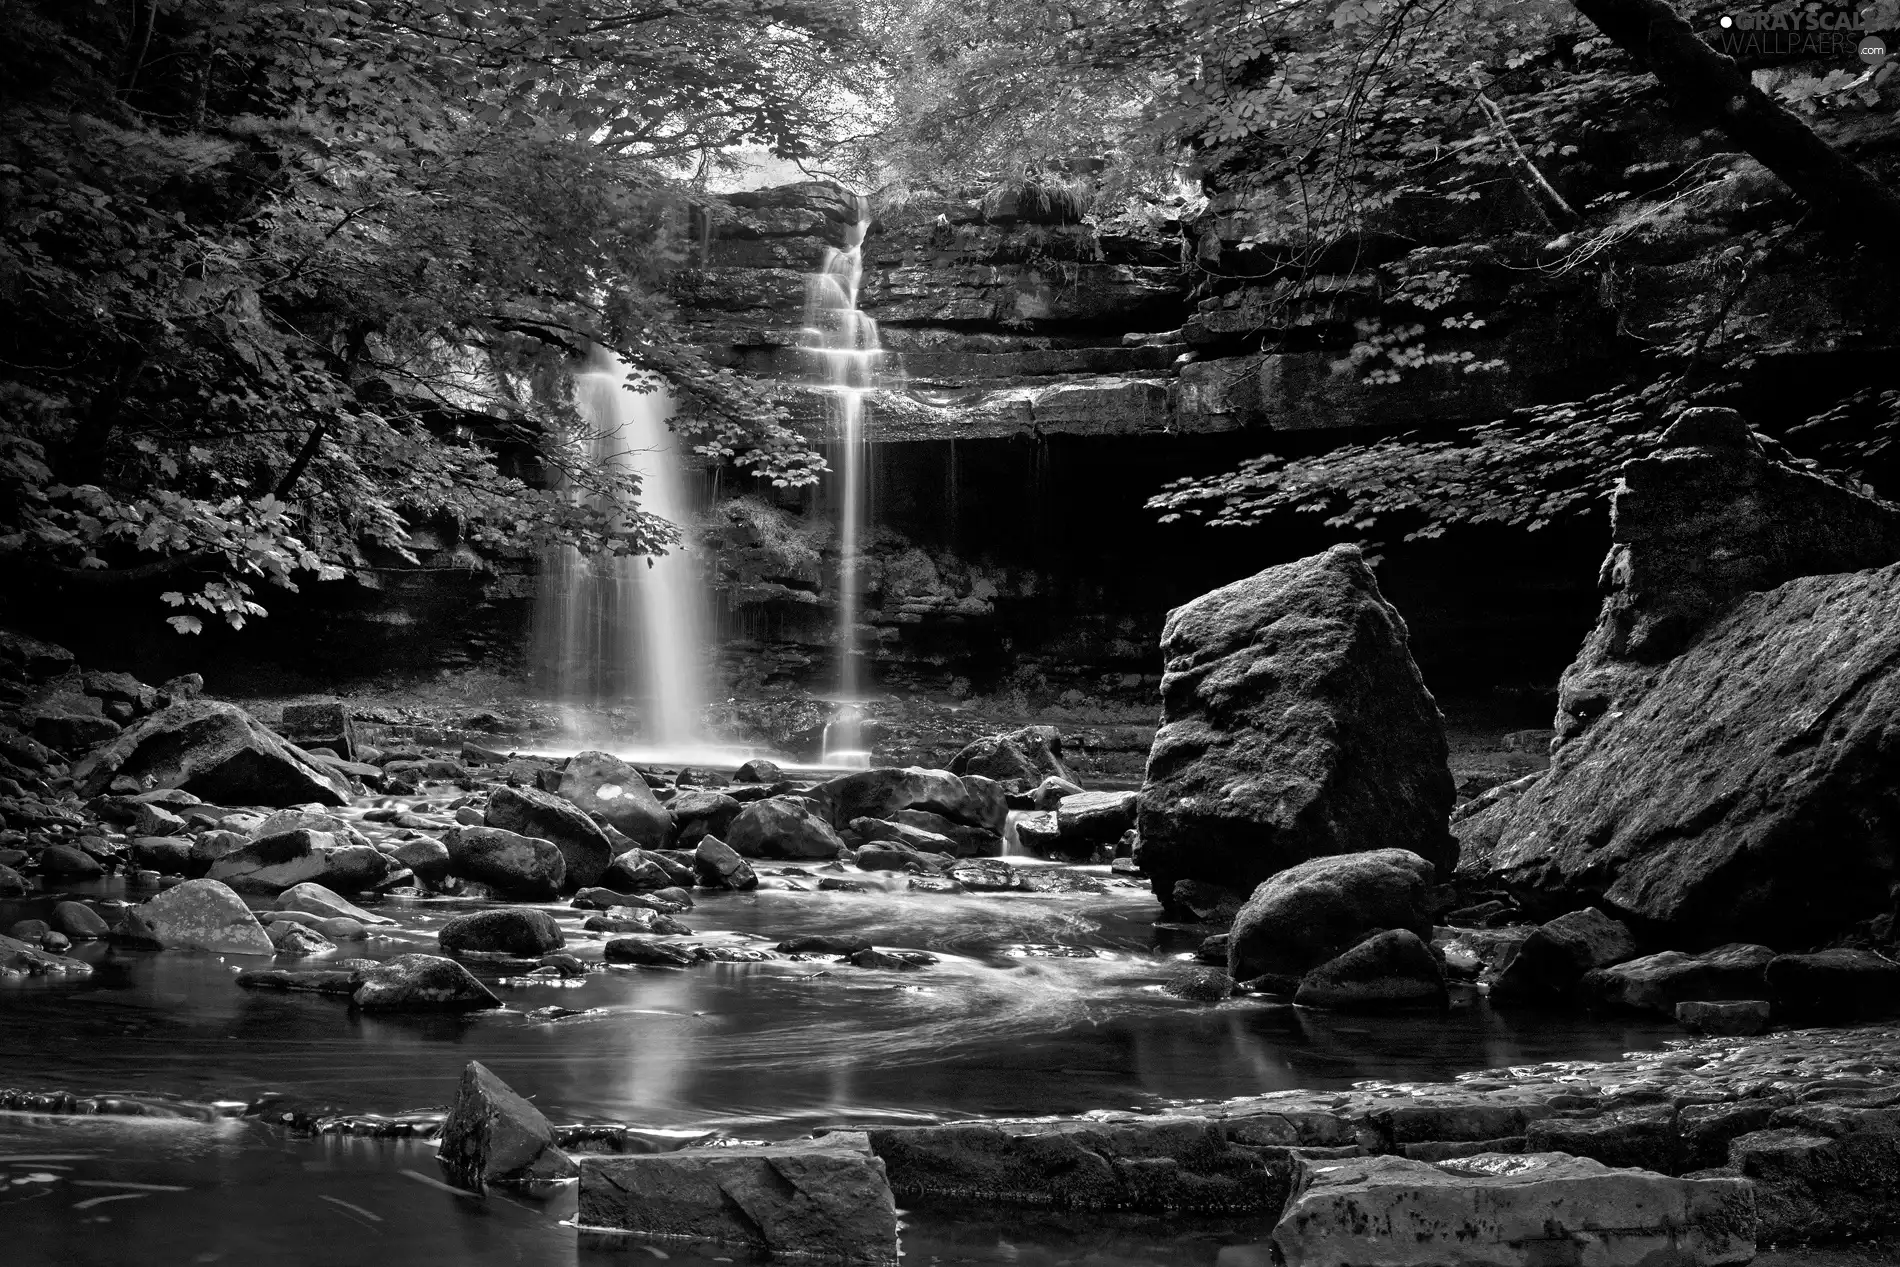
578,1132,896,1264
867,1114,1278,1212
1273,1151,1756,1267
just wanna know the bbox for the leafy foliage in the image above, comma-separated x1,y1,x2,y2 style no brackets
0,0,860,631
1149,384,1669,554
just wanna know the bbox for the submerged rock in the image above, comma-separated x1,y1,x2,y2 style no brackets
945,859,1019,891
1272,1151,1755,1267
137,879,274,955
603,937,702,968
352,953,500,1011
554,751,673,853
1164,965,1235,1002
443,825,566,899
1294,928,1448,1012
438,908,565,957
0,932,93,977
776,934,873,955
1137,545,1455,905
726,796,846,859
487,784,616,889
1227,849,1436,982
73,699,350,806
578,1132,897,1264
438,1060,578,1190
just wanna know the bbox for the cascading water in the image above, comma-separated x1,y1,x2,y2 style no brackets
532,350,708,750
801,201,880,766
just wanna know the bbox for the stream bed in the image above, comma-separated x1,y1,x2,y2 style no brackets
3,854,1688,1265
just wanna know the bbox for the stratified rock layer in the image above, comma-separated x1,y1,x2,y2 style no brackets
74,699,349,806
1138,545,1454,904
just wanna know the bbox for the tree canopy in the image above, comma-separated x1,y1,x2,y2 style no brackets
0,0,860,632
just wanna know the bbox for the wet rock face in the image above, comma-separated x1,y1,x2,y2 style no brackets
73,699,349,806
1730,1103,1900,1244
438,1060,577,1190
487,784,616,889
579,1132,898,1264
1556,410,1900,745
1138,545,1455,906
554,751,673,852
1464,560,1900,948
1226,848,1437,983
1272,1151,1756,1267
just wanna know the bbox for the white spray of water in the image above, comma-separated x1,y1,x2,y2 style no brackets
800,205,879,766
534,350,708,749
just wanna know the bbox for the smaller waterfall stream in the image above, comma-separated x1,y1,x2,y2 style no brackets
802,204,880,765
533,351,708,750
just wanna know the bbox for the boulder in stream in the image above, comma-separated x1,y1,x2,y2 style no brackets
276,881,396,926
443,825,566,899
1137,544,1455,907
1579,943,1775,1016
137,878,274,955
1294,928,1448,1012
726,796,846,859
205,830,332,895
438,908,565,957
948,725,1073,788
487,784,616,888
1489,907,1638,1001
554,751,674,852
1227,849,1436,984
351,953,500,1011
694,836,758,889
809,767,1007,836
73,699,350,806
438,1060,578,1190
578,1132,898,1264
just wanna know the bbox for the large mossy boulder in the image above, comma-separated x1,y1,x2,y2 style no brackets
1137,545,1454,906
1463,559,1900,948
555,751,674,851
1227,848,1437,983
73,699,350,806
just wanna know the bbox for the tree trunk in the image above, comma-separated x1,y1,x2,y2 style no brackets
1569,0,1900,250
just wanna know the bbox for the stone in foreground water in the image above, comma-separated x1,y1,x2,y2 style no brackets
1272,1151,1755,1267
579,1132,897,1264
438,1060,577,1190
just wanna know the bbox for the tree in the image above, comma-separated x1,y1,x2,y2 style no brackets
0,0,863,632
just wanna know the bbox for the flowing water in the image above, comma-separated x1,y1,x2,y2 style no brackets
532,352,709,750
801,204,881,766
1,820,1691,1267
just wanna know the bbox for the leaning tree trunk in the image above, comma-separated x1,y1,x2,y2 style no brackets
1570,0,1900,250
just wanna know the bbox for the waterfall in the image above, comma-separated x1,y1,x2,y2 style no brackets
801,204,879,765
532,350,708,750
